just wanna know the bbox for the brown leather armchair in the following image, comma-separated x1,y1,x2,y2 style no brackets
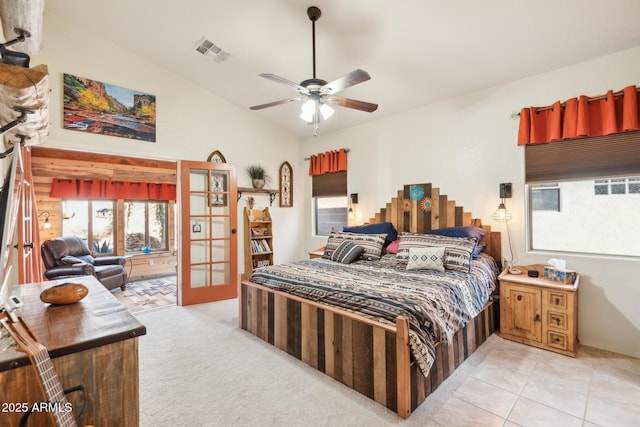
41,236,128,291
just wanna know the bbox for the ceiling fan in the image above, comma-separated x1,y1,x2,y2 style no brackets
250,6,378,135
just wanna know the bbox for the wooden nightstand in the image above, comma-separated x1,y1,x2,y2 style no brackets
308,247,325,259
499,266,579,357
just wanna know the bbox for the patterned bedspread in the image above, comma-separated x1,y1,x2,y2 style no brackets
249,253,499,376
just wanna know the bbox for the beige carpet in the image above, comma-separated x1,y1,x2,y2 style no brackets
113,275,176,314
135,298,482,427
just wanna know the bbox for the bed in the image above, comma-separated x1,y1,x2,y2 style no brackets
239,183,502,418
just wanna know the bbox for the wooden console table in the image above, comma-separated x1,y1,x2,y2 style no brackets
0,275,146,426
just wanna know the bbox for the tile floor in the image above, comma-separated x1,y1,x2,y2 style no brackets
428,335,640,427
113,275,176,314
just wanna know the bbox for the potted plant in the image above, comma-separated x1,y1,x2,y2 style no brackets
246,164,270,189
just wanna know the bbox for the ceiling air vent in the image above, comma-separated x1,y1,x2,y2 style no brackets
194,37,231,63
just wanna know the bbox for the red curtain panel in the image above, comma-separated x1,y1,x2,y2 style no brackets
518,85,640,145
308,148,348,176
50,179,176,201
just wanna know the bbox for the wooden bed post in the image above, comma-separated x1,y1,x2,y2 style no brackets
395,316,411,419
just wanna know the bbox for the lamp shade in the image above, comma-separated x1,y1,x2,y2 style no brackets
492,202,512,222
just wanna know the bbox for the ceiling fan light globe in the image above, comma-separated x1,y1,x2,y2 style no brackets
300,99,317,122
301,99,316,113
300,110,315,123
320,103,334,120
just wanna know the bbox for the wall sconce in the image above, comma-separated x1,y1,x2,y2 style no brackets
38,211,51,229
491,183,512,222
491,183,514,269
348,193,358,220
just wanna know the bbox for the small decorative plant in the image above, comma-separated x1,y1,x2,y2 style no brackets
92,239,112,254
246,164,270,189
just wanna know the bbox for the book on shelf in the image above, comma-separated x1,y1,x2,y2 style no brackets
251,239,272,254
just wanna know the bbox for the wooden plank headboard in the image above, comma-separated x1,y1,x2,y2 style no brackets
366,183,502,265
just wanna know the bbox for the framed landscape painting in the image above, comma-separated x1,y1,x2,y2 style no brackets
63,73,156,142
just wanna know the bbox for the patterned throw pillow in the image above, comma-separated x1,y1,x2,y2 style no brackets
329,240,364,264
406,246,445,272
396,232,477,272
323,230,387,261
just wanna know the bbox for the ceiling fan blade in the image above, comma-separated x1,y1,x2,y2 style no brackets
259,74,310,95
250,97,303,110
332,96,378,113
320,69,371,95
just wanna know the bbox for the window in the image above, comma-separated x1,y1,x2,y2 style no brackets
529,178,640,257
314,196,348,236
62,200,115,254
312,171,347,236
594,177,640,195
124,201,168,253
594,179,609,195
525,131,640,257
531,183,560,211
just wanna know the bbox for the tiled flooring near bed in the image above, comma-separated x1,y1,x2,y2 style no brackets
429,335,640,427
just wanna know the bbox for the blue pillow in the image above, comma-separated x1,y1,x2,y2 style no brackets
343,222,398,246
472,242,487,259
425,226,487,241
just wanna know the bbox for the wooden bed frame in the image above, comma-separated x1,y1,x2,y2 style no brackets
240,183,502,418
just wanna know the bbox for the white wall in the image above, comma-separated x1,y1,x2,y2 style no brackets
31,11,306,273
301,46,640,358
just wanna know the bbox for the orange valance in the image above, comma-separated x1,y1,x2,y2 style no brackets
518,85,640,145
308,148,348,176
50,179,176,201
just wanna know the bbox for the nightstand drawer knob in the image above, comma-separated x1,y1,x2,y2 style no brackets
517,295,522,301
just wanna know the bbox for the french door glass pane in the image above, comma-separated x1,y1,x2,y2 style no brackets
190,265,209,288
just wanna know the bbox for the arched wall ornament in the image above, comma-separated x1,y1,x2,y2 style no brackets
206,150,226,163
279,161,293,207
206,150,227,205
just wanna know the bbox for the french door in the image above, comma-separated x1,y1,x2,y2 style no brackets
179,160,237,305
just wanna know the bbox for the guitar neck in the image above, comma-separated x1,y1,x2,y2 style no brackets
32,346,77,426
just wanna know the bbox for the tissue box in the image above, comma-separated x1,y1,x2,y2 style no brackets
543,266,577,285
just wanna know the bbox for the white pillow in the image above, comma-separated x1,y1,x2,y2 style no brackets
406,246,445,272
